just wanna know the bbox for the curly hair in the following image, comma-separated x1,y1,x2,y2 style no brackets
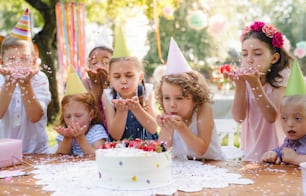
58,92,102,127
242,31,293,88
155,71,213,111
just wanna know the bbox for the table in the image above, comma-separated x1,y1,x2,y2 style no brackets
0,154,302,195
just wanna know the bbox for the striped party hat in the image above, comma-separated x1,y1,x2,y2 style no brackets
10,8,32,41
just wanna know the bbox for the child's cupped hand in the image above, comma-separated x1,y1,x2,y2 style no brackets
0,66,38,85
223,65,261,83
87,67,108,86
126,96,140,110
157,114,186,131
112,99,129,111
54,122,88,138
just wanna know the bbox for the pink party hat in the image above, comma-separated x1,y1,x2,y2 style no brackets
10,8,32,41
285,60,306,96
113,24,131,58
166,37,191,74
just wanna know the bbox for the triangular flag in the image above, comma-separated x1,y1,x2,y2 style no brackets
285,61,306,96
113,24,130,58
166,37,191,75
10,8,32,41
65,66,88,96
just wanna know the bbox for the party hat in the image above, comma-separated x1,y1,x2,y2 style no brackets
65,66,88,96
166,37,191,75
94,27,113,50
285,61,306,96
10,8,32,41
113,24,131,58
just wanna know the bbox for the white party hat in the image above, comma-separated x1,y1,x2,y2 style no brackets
94,27,113,50
166,37,191,75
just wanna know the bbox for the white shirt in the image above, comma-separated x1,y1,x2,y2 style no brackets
0,71,51,153
172,109,226,160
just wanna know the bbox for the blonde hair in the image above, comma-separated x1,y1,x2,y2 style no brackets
281,95,306,112
1,36,35,57
156,70,213,111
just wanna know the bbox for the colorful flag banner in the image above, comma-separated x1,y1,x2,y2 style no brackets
55,1,86,95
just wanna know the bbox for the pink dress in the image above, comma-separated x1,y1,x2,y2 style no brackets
241,68,290,162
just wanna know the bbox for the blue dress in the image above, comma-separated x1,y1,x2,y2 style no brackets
105,84,158,141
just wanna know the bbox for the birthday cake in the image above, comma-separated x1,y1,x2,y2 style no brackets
95,140,172,190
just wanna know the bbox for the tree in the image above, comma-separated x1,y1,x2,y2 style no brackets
144,0,216,78
26,0,60,123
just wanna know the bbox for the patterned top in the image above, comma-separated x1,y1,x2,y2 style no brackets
273,135,306,161
56,124,109,156
104,83,158,140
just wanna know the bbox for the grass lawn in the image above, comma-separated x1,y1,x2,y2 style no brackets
46,124,57,147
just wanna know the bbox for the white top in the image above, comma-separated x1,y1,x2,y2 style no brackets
0,71,51,154
172,109,225,160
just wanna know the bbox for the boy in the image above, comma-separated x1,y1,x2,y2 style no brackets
0,9,51,153
261,62,306,165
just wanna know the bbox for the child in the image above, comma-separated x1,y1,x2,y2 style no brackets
156,71,225,160
156,38,225,160
261,62,306,165
223,21,293,161
102,57,158,141
260,95,306,165
0,9,51,154
55,68,109,156
83,46,113,129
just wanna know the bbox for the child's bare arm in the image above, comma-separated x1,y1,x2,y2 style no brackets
0,80,16,118
19,73,44,123
56,137,73,154
102,93,128,140
128,93,158,134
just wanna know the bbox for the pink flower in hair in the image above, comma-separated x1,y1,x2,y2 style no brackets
250,21,265,31
262,25,278,38
240,26,251,42
272,32,284,48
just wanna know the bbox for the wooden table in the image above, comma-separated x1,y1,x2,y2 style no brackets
0,154,302,195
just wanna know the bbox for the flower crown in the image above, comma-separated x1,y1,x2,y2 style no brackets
241,21,284,48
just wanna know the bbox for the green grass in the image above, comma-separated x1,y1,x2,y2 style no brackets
47,124,57,147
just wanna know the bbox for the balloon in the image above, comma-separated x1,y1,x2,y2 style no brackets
187,11,208,30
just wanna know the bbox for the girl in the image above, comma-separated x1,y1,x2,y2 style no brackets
102,57,158,141
156,71,225,160
224,21,293,161
83,46,113,129
55,92,109,156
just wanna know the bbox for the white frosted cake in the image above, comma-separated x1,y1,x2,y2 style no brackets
95,140,172,190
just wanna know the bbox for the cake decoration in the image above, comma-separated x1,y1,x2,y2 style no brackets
98,139,169,153
95,139,172,190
